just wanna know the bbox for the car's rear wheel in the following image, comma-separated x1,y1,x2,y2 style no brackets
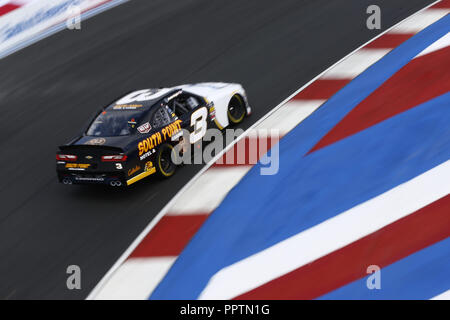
227,94,246,124
156,143,177,178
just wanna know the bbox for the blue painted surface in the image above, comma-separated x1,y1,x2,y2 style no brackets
150,15,450,299
318,237,450,300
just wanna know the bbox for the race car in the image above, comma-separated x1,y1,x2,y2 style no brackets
56,82,251,187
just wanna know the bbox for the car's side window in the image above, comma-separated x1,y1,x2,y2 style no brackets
170,94,201,118
151,106,172,129
185,95,200,110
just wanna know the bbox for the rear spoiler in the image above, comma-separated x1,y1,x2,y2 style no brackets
58,145,124,153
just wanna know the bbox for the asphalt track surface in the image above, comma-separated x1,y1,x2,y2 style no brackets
0,0,435,299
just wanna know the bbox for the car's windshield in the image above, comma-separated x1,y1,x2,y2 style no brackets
86,110,145,136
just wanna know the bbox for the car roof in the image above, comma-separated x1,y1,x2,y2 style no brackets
105,88,179,112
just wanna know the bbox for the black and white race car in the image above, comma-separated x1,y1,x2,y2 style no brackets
56,83,251,187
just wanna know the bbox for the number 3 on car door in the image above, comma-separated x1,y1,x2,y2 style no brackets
189,107,208,144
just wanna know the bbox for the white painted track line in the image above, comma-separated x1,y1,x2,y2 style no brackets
416,31,450,57
431,289,450,300
389,9,448,34
321,49,391,79
251,100,325,136
169,166,253,215
94,257,176,300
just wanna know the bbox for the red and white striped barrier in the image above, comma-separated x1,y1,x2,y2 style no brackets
0,0,128,59
0,1,32,18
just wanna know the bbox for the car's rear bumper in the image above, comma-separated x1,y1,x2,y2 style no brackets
57,171,126,187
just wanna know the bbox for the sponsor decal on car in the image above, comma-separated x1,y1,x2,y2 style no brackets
113,104,143,110
127,165,141,177
166,90,182,101
74,177,105,182
161,120,182,141
85,138,106,145
138,133,162,156
144,161,154,172
65,163,91,169
137,120,182,156
137,122,152,134
140,149,155,161
209,106,216,121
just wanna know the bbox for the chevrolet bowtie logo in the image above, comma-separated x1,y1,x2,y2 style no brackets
85,156,93,159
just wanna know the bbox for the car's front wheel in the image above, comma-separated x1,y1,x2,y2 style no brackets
155,143,177,178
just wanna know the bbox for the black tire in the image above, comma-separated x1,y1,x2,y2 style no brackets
227,94,246,124
155,143,177,178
